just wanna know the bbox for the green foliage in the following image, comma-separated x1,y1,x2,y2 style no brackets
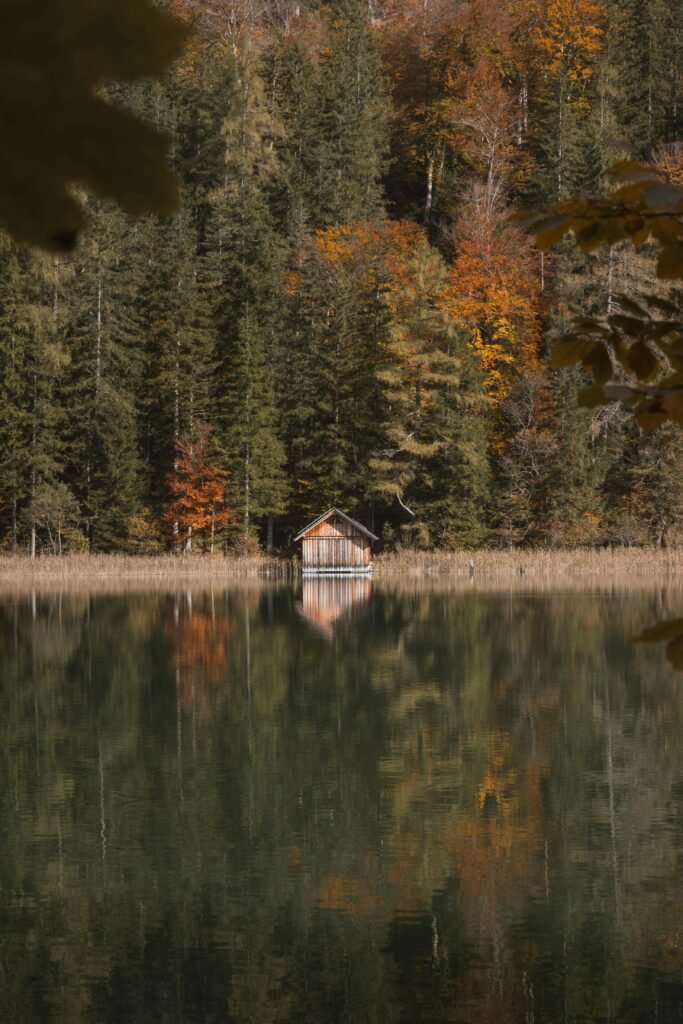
27,480,80,554
0,0,186,250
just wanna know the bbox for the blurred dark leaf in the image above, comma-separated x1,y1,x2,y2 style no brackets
0,0,187,250
635,618,683,669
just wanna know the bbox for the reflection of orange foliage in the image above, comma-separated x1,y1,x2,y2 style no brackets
317,875,386,917
166,607,232,711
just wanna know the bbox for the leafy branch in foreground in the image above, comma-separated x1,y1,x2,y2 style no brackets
517,160,683,430
635,618,683,670
520,159,683,668
0,0,187,251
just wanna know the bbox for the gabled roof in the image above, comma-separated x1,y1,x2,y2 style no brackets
294,508,379,543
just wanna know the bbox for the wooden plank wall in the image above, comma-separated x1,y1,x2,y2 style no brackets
302,515,371,569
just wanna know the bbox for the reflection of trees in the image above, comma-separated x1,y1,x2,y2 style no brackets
0,586,682,1021
164,591,231,714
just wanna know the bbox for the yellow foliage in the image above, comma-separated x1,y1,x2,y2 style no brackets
533,0,607,81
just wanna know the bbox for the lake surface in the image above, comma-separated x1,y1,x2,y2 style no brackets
1,579,682,1023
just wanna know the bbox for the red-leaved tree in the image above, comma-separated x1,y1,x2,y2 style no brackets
164,422,233,552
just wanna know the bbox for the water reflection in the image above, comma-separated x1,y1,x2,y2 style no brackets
0,586,682,1022
297,576,372,637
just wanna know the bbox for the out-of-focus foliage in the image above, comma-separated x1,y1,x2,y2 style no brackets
0,0,186,250
519,160,683,430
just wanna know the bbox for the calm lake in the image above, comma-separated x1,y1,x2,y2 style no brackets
1,579,682,1023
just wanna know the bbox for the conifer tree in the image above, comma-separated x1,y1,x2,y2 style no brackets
311,0,390,227
221,310,289,549
284,225,387,517
609,0,683,152
21,253,72,556
0,240,31,549
65,201,145,550
370,236,463,543
207,45,291,545
140,206,216,517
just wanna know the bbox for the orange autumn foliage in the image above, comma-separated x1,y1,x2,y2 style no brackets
447,192,542,405
654,143,683,187
164,421,233,550
533,0,606,81
304,219,437,298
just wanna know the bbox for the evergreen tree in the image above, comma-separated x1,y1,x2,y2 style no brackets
0,240,31,549
311,0,390,227
21,253,72,556
206,45,291,544
609,0,683,152
141,206,216,517
370,237,463,544
65,202,145,550
285,225,387,518
222,310,289,550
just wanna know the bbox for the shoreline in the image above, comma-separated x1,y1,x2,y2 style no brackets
374,547,683,579
0,548,680,582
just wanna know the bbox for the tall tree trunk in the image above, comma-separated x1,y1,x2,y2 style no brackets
96,256,102,400
11,494,17,552
266,512,274,555
423,151,435,226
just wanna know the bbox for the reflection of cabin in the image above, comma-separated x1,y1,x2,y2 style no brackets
298,576,372,637
294,508,378,574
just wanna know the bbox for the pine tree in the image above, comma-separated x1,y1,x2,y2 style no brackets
284,224,388,519
311,0,390,227
21,252,73,556
424,344,491,548
608,0,683,153
65,201,145,550
264,36,320,243
206,45,291,545
222,310,289,550
140,206,216,519
370,236,463,544
0,239,31,549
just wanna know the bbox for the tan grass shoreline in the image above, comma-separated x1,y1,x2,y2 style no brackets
0,553,289,576
0,548,680,581
374,547,683,579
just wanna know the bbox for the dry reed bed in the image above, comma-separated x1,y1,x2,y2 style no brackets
0,557,290,598
0,550,681,599
374,548,683,580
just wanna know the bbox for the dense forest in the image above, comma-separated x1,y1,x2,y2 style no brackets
3,0,683,555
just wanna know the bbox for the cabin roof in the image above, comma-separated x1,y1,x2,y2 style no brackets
294,508,379,543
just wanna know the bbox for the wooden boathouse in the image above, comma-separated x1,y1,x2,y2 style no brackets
294,508,378,574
